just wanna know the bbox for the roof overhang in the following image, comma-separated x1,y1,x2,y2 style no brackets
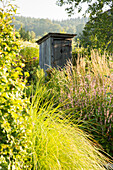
36,32,77,44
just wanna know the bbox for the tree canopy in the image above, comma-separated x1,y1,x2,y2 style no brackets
13,16,88,38
56,0,113,17
79,9,113,52
57,0,113,52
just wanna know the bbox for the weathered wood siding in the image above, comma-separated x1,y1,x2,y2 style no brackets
39,38,51,71
52,39,72,68
37,33,76,72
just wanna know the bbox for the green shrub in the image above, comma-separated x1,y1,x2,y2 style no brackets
20,46,39,85
0,1,29,169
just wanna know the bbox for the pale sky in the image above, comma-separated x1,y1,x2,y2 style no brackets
14,0,84,20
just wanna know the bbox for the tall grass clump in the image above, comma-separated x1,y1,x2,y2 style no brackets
26,81,109,169
48,50,113,156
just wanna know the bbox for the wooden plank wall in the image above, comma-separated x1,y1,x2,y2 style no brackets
39,37,72,71
52,39,72,68
39,38,51,71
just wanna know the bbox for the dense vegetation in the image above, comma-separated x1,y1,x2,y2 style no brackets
13,15,88,39
57,0,113,53
48,53,113,156
79,10,113,52
0,0,113,169
0,1,29,168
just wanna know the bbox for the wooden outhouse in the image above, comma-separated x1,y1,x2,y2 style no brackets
36,33,76,72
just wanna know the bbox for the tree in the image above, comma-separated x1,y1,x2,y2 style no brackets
57,0,113,52
80,10,113,52
56,0,113,18
19,26,31,41
13,16,88,38
19,26,26,39
31,31,36,40
25,30,31,41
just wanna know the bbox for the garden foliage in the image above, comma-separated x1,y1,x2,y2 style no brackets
48,51,113,156
20,46,39,85
0,0,112,169
25,81,108,170
80,10,113,53
0,1,29,169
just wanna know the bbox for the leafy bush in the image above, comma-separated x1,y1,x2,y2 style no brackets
48,50,113,156
0,1,29,169
20,46,39,85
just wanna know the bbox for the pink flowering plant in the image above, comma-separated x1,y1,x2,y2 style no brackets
49,51,113,156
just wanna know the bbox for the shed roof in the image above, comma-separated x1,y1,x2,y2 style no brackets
36,32,76,44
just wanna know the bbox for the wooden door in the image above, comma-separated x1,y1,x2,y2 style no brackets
52,39,72,68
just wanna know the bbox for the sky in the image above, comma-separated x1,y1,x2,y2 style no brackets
14,0,84,20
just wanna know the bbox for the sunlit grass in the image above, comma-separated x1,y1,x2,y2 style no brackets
26,82,109,169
